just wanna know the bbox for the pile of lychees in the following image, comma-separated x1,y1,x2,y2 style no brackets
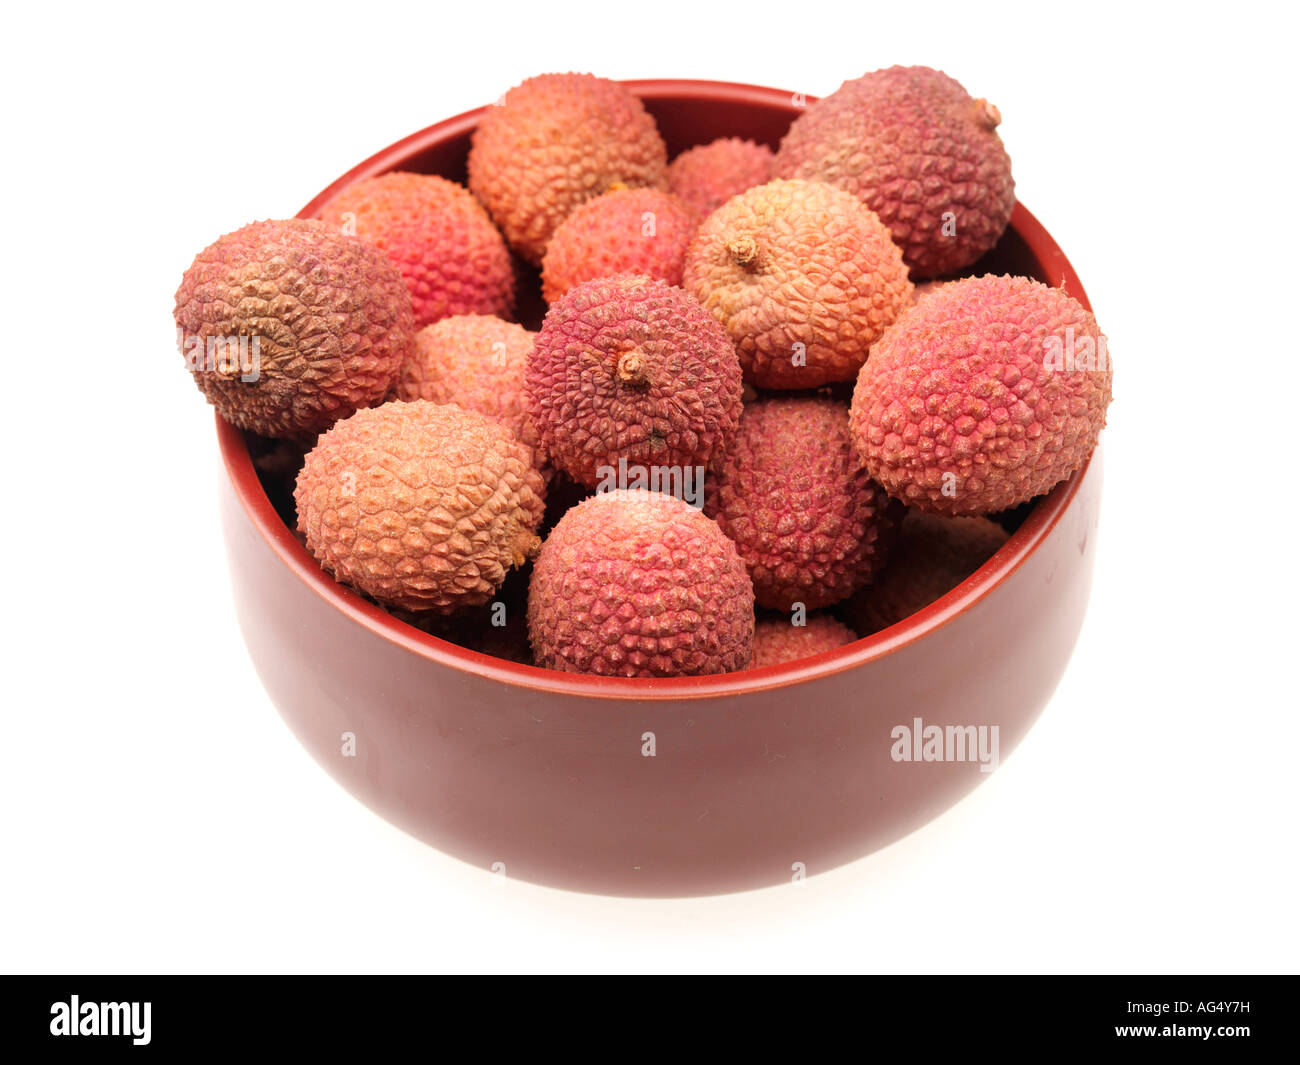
174,67,1112,678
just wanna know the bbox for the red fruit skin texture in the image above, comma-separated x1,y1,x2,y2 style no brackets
683,178,912,389
174,218,414,439
773,66,1015,278
750,613,856,668
319,172,515,329
294,401,546,614
844,511,1010,636
705,397,903,611
526,276,743,488
667,137,774,217
541,188,698,304
468,74,668,265
528,489,755,677
849,274,1112,515
394,315,543,467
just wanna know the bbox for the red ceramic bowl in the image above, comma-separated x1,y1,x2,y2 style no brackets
218,80,1102,897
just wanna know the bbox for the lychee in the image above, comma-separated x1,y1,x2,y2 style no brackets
667,137,774,218
174,218,414,439
541,187,697,304
844,511,1010,635
704,397,902,611
394,315,544,470
526,275,743,488
468,74,668,264
318,172,514,328
683,179,912,389
849,275,1112,515
773,66,1015,278
528,489,754,677
750,613,856,668
294,400,546,614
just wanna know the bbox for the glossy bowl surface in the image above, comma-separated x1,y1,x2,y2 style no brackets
218,80,1101,896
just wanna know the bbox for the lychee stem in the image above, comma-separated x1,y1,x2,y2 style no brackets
726,235,760,268
616,350,651,387
975,98,1002,129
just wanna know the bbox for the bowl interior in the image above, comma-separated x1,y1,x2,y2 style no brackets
221,79,1093,698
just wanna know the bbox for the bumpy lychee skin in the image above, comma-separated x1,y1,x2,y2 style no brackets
319,172,514,328
528,490,754,677
845,512,1010,636
683,179,912,389
541,188,697,303
773,66,1015,278
750,614,856,668
667,137,774,217
705,398,902,611
468,74,668,264
294,401,546,614
395,315,542,467
527,276,743,488
174,218,413,439
849,275,1112,515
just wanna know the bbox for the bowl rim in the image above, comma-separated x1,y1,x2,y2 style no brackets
216,78,1095,703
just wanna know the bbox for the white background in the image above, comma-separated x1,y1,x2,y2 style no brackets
2,1,1295,974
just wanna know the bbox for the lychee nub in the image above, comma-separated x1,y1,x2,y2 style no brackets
844,511,1010,635
294,401,546,614
667,137,774,218
526,275,743,488
528,489,754,677
750,613,856,668
705,397,903,611
174,218,414,439
684,178,912,389
773,66,1015,278
849,274,1112,515
319,172,515,329
468,74,668,265
541,187,698,303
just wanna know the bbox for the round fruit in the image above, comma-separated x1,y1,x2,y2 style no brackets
394,315,543,469
667,137,774,217
318,172,514,329
528,489,754,677
526,275,743,488
541,187,697,303
849,275,1112,515
773,65,1015,278
844,512,1010,635
704,397,902,611
750,613,856,668
294,401,546,614
468,73,668,264
683,178,912,389
174,218,413,439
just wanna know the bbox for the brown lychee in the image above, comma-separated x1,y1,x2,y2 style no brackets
541,187,697,303
773,66,1015,278
468,74,668,264
750,613,857,668
667,137,774,217
844,511,1010,635
318,172,514,329
704,397,902,611
294,401,545,614
526,275,743,488
683,179,912,389
528,489,754,677
849,274,1112,515
174,218,414,439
